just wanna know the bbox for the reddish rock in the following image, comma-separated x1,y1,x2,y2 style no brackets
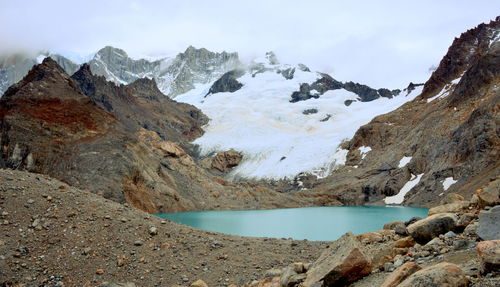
395,237,416,248
476,240,500,273
381,262,421,287
302,232,371,287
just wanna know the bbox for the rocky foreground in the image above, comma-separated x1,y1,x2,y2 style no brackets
1,168,499,286
0,169,326,286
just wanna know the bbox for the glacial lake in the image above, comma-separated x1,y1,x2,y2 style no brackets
157,206,428,241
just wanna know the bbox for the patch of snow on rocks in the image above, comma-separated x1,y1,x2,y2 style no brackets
384,173,424,205
358,146,372,159
398,156,412,168
442,177,458,191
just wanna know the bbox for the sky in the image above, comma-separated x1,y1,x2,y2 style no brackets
0,0,498,89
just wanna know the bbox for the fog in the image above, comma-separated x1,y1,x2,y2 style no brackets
1,0,498,88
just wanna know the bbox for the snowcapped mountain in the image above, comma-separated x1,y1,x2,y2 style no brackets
176,53,423,180
87,46,241,97
0,46,241,98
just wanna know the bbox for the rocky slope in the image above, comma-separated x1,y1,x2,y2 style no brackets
0,169,326,286
301,17,499,207
0,58,329,213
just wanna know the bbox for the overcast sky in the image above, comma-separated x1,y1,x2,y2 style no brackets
1,0,498,88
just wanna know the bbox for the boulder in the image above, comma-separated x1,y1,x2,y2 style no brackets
397,262,469,287
407,213,458,244
477,180,500,208
476,240,500,273
384,221,407,235
395,237,416,248
440,193,464,205
302,232,371,287
211,149,243,172
477,206,500,240
357,231,384,243
428,201,470,216
380,262,421,287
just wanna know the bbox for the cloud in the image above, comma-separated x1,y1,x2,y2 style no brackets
0,0,498,88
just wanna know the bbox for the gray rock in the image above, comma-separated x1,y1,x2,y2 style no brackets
444,231,457,239
477,206,500,240
100,283,136,287
148,226,158,236
384,262,395,272
407,213,458,244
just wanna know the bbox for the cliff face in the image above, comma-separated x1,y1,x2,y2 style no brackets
308,18,499,207
88,46,242,97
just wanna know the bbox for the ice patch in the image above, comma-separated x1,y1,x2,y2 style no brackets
384,173,424,205
358,146,372,159
398,156,412,168
442,177,457,191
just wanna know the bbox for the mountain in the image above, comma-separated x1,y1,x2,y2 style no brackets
0,58,326,212
0,52,79,96
176,51,422,180
301,17,499,206
87,45,242,97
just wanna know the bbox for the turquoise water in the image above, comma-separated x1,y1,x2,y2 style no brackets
156,206,428,241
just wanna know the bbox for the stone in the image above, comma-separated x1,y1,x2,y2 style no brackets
463,222,477,236
134,241,143,246
357,231,384,243
82,247,92,255
263,268,282,278
477,181,500,208
477,206,500,240
456,213,476,230
380,262,422,287
395,237,416,248
426,238,445,247
439,193,464,205
428,201,470,216
384,262,395,272
285,273,307,287
444,231,457,239
476,240,500,273
407,213,458,244
397,262,469,287
302,232,371,287
191,279,208,287
383,221,408,236
148,226,158,236
96,269,105,275
211,149,243,173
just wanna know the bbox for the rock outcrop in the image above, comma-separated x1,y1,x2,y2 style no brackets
206,69,244,96
210,149,243,173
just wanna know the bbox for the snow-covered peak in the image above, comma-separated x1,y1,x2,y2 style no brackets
177,60,424,180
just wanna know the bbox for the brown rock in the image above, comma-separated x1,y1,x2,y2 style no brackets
211,149,243,172
302,232,371,287
477,180,500,208
96,269,105,275
439,193,464,205
407,213,458,244
381,262,422,287
383,221,407,235
357,231,384,243
397,262,468,287
395,237,416,248
191,279,208,287
476,240,500,273
428,201,470,216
